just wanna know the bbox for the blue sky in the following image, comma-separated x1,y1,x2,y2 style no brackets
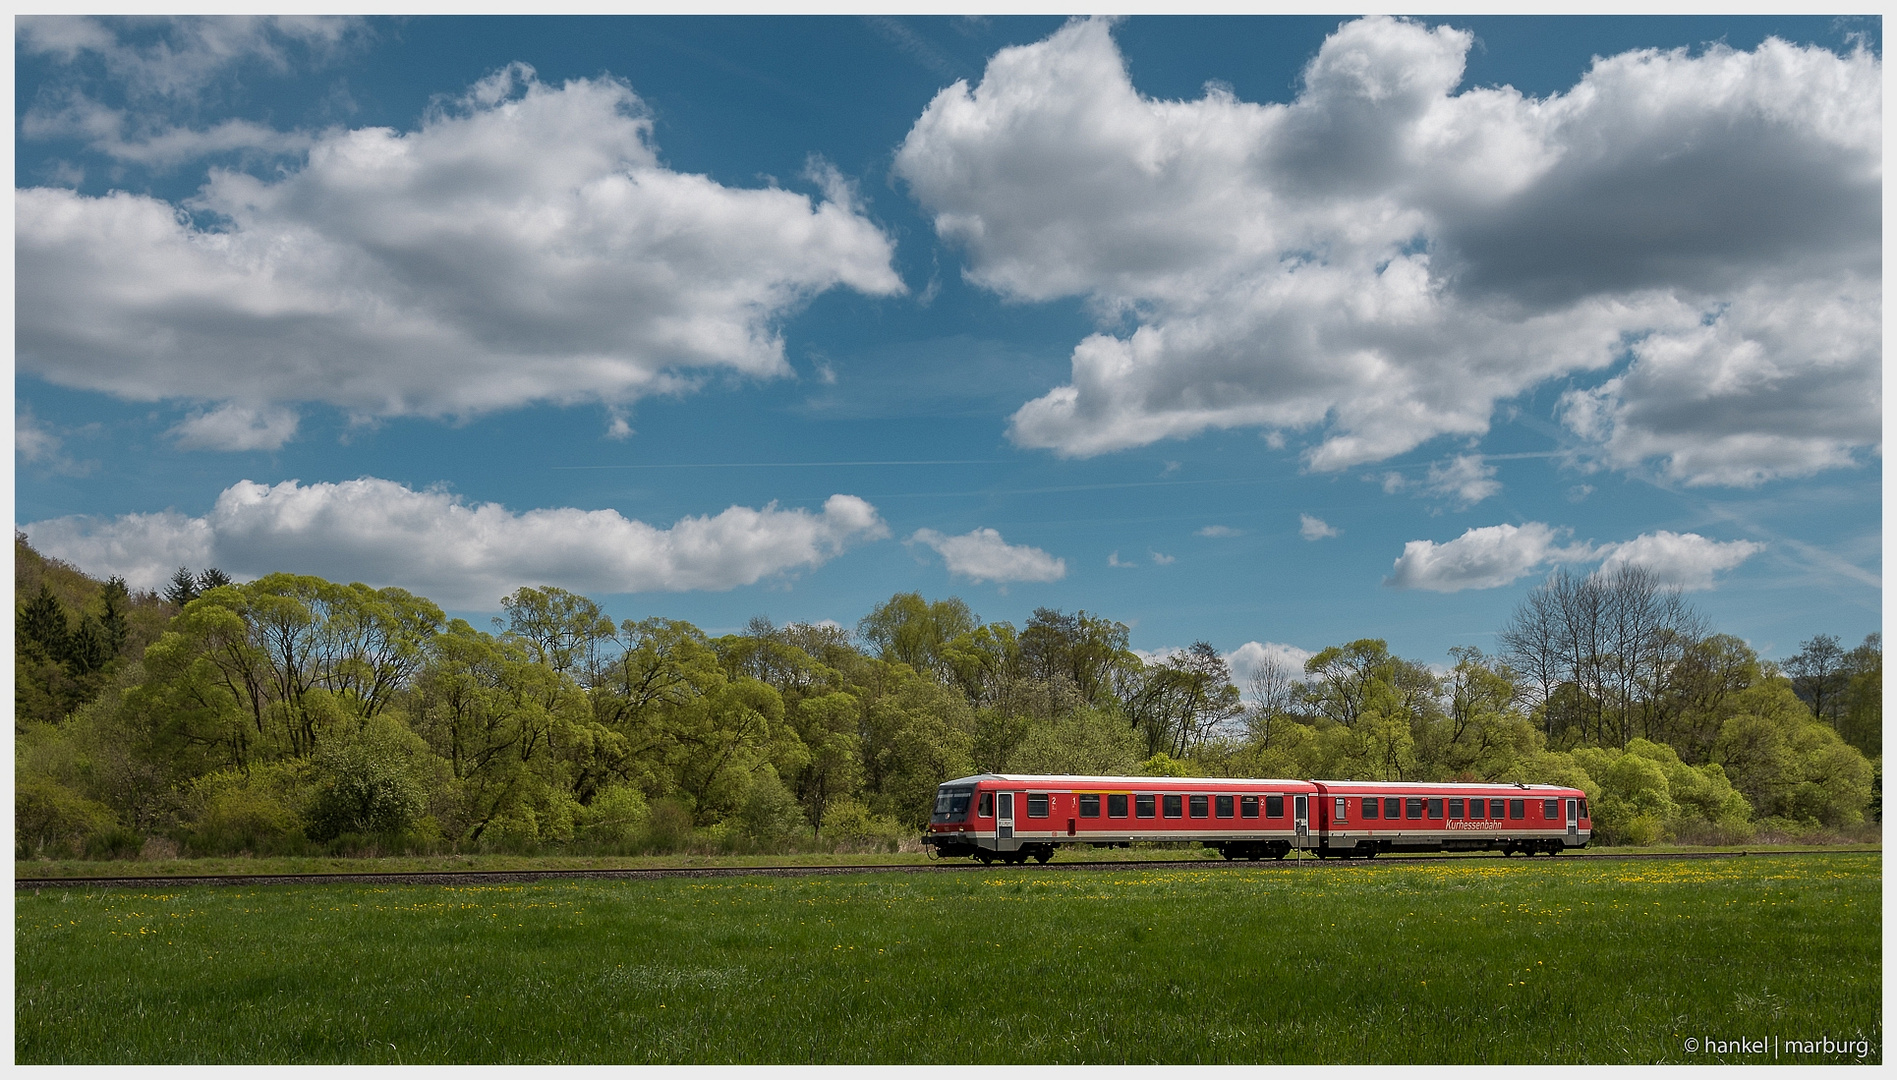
15,15,1882,674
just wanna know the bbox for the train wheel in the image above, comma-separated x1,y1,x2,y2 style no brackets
976,851,994,865
1034,847,1053,864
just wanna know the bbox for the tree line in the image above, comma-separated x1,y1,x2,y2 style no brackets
14,534,1879,859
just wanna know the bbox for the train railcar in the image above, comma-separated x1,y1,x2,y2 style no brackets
924,774,1321,864
1310,781,1591,858
924,774,1590,863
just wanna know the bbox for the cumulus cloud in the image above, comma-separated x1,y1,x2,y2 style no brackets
1558,282,1880,485
1594,530,1765,591
1226,640,1315,685
1386,522,1761,592
1299,514,1340,541
16,64,903,442
22,477,889,608
169,402,299,451
1196,525,1240,537
1386,523,1575,592
909,527,1066,583
895,17,1879,485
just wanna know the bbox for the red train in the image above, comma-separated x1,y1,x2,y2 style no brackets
924,773,1591,864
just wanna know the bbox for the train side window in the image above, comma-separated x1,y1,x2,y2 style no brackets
1406,798,1424,819
1266,794,1284,818
1109,794,1129,818
1136,794,1156,818
1216,795,1235,818
1385,798,1402,818
1189,795,1209,818
1362,798,1378,819
1163,795,1184,818
1241,795,1260,818
1580,799,1589,819
978,792,993,817
1543,799,1560,819
1449,798,1465,818
1334,797,1347,821
1427,798,1444,819
1027,793,1050,818
1079,794,1101,818
1509,799,1526,819
1490,799,1506,818
1467,799,1484,819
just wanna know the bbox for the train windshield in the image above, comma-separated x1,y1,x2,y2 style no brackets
932,786,975,823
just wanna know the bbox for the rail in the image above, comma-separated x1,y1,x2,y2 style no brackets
13,847,1871,890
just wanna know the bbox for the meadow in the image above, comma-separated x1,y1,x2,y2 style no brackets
15,854,1880,1064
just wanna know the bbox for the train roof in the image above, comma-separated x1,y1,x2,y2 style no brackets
939,774,1318,788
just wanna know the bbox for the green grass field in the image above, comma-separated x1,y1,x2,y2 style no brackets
16,854,1880,1063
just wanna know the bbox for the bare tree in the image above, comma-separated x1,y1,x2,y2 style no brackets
1243,652,1301,748
1500,566,1703,748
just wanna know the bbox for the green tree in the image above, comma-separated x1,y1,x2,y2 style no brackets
857,593,978,680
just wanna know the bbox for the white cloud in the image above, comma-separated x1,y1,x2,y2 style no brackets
22,98,316,168
170,402,299,451
910,527,1066,584
19,16,368,99
24,511,215,595
1387,523,1573,592
896,17,1879,485
1149,550,1174,565
1196,525,1240,537
16,408,94,476
1423,454,1500,507
23,478,889,608
1387,522,1762,592
17,65,904,443
1594,531,1765,591
1299,514,1340,540
1225,640,1314,686
1559,281,1880,486
17,410,63,464
1106,551,1134,569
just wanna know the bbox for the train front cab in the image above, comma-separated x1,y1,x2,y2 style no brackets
924,776,1045,864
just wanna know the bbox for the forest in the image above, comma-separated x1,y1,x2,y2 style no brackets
14,533,1880,860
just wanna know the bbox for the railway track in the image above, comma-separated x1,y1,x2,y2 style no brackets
13,846,1872,890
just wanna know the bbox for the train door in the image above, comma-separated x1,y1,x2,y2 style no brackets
996,791,1016,851
1565,798,1578,844
1294,795,1309,849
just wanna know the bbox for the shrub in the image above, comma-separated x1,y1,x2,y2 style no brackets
737,768,807,844
819,798,908,852
16,777,120,859
640,798,695,853
305,720,429,842
186,762,311,856
580,785,651,848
